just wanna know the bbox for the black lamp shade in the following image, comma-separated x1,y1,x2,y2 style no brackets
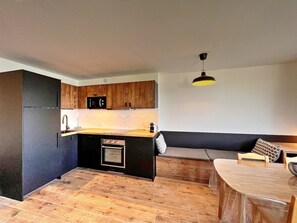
192,72,216,86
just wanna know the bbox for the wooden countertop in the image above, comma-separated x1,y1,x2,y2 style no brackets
214,159,297,203
61,128,158,138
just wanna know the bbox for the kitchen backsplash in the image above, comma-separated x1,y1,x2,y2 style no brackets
61,110,79,131
61,109,158,130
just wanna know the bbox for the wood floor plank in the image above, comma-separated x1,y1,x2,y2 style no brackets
0,168,219,223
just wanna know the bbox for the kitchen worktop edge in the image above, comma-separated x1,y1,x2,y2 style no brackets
61,128,158,138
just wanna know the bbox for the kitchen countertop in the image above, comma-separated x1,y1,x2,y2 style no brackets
61,128,158,138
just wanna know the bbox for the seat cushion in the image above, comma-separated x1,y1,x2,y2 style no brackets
159,147,210,161
205,149,238,161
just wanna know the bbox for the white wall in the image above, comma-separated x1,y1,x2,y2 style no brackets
0,57,78,85
159,63,297,135
78,72,158,86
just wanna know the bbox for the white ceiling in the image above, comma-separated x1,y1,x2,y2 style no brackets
0,0,297,79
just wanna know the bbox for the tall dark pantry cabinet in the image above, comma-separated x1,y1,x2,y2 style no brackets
0,70,61,201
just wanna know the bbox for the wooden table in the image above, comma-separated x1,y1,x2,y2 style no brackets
214,159,297,222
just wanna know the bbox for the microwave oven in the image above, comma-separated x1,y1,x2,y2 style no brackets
87,96,107,109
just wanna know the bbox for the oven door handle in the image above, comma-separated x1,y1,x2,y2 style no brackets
102,145,123,150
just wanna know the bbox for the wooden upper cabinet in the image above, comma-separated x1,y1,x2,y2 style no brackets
131,81,156,109
106,83,126,110
78,86,87,109
106,81,157,110
75,80,157,110
87,85,106,97
61,83,78,109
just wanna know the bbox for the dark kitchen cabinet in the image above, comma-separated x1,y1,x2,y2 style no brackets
125,137,156,180
0,70,61,201
78,135,101,169
60,135,78,175
23,108,61,195
23,70,61,108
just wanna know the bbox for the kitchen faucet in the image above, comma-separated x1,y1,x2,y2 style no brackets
62,115,70,131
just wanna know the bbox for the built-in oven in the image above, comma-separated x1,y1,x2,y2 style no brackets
101,139,125,169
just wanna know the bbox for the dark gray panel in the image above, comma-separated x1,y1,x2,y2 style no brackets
23,108,61,195
161,131,297,152
23,71,61,108
0,71,23,200
61,135,78,175
78,135,101,169
125,137,155,180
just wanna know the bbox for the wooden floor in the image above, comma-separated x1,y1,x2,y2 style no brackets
0,168,219,223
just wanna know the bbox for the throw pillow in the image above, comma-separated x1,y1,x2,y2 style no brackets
251,138,281,162
156,134,167,154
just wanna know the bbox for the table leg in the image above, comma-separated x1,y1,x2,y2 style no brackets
218,180,225,219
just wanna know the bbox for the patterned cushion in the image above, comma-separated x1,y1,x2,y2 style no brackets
156,134,167,154
251,138,281,162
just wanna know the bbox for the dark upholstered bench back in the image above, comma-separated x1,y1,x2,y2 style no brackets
161,131,297,152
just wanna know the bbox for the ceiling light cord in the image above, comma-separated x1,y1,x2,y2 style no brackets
202,60,205,72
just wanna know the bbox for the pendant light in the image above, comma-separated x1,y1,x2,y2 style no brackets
192,53,216,86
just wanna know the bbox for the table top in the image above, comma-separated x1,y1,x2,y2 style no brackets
214,159,297,203
273,142,297,153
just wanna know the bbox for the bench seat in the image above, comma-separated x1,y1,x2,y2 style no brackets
205,149,238,161
157,147,239,183
159,147,210,161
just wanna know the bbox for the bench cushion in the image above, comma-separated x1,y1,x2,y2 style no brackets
205,149,238,161
159,147,210,161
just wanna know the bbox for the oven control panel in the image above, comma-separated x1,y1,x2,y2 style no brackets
101,139,125,146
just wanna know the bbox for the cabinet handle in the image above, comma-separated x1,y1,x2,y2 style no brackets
88,98,91,108
125,102,127,108
94,94,98,96
56,133,59,148
129,102,131,108
56,92,60,108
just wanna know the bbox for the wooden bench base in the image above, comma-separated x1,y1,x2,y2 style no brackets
156,156,213,184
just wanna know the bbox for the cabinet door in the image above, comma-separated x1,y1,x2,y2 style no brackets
124,82,133,109
71,85,78,109
23,108,61,196
61,135,78,175
106,83,127,109
125,137,155,180
78,86,87,109
78,135,101,169
61,83,71,109
132,81,156,109
23,71,61,108
87,85,106,97
61,84,78,109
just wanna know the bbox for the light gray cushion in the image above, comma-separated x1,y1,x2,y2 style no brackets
156,134,167,154
251,138,281,162
159,147,210,161
205,149,238,161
